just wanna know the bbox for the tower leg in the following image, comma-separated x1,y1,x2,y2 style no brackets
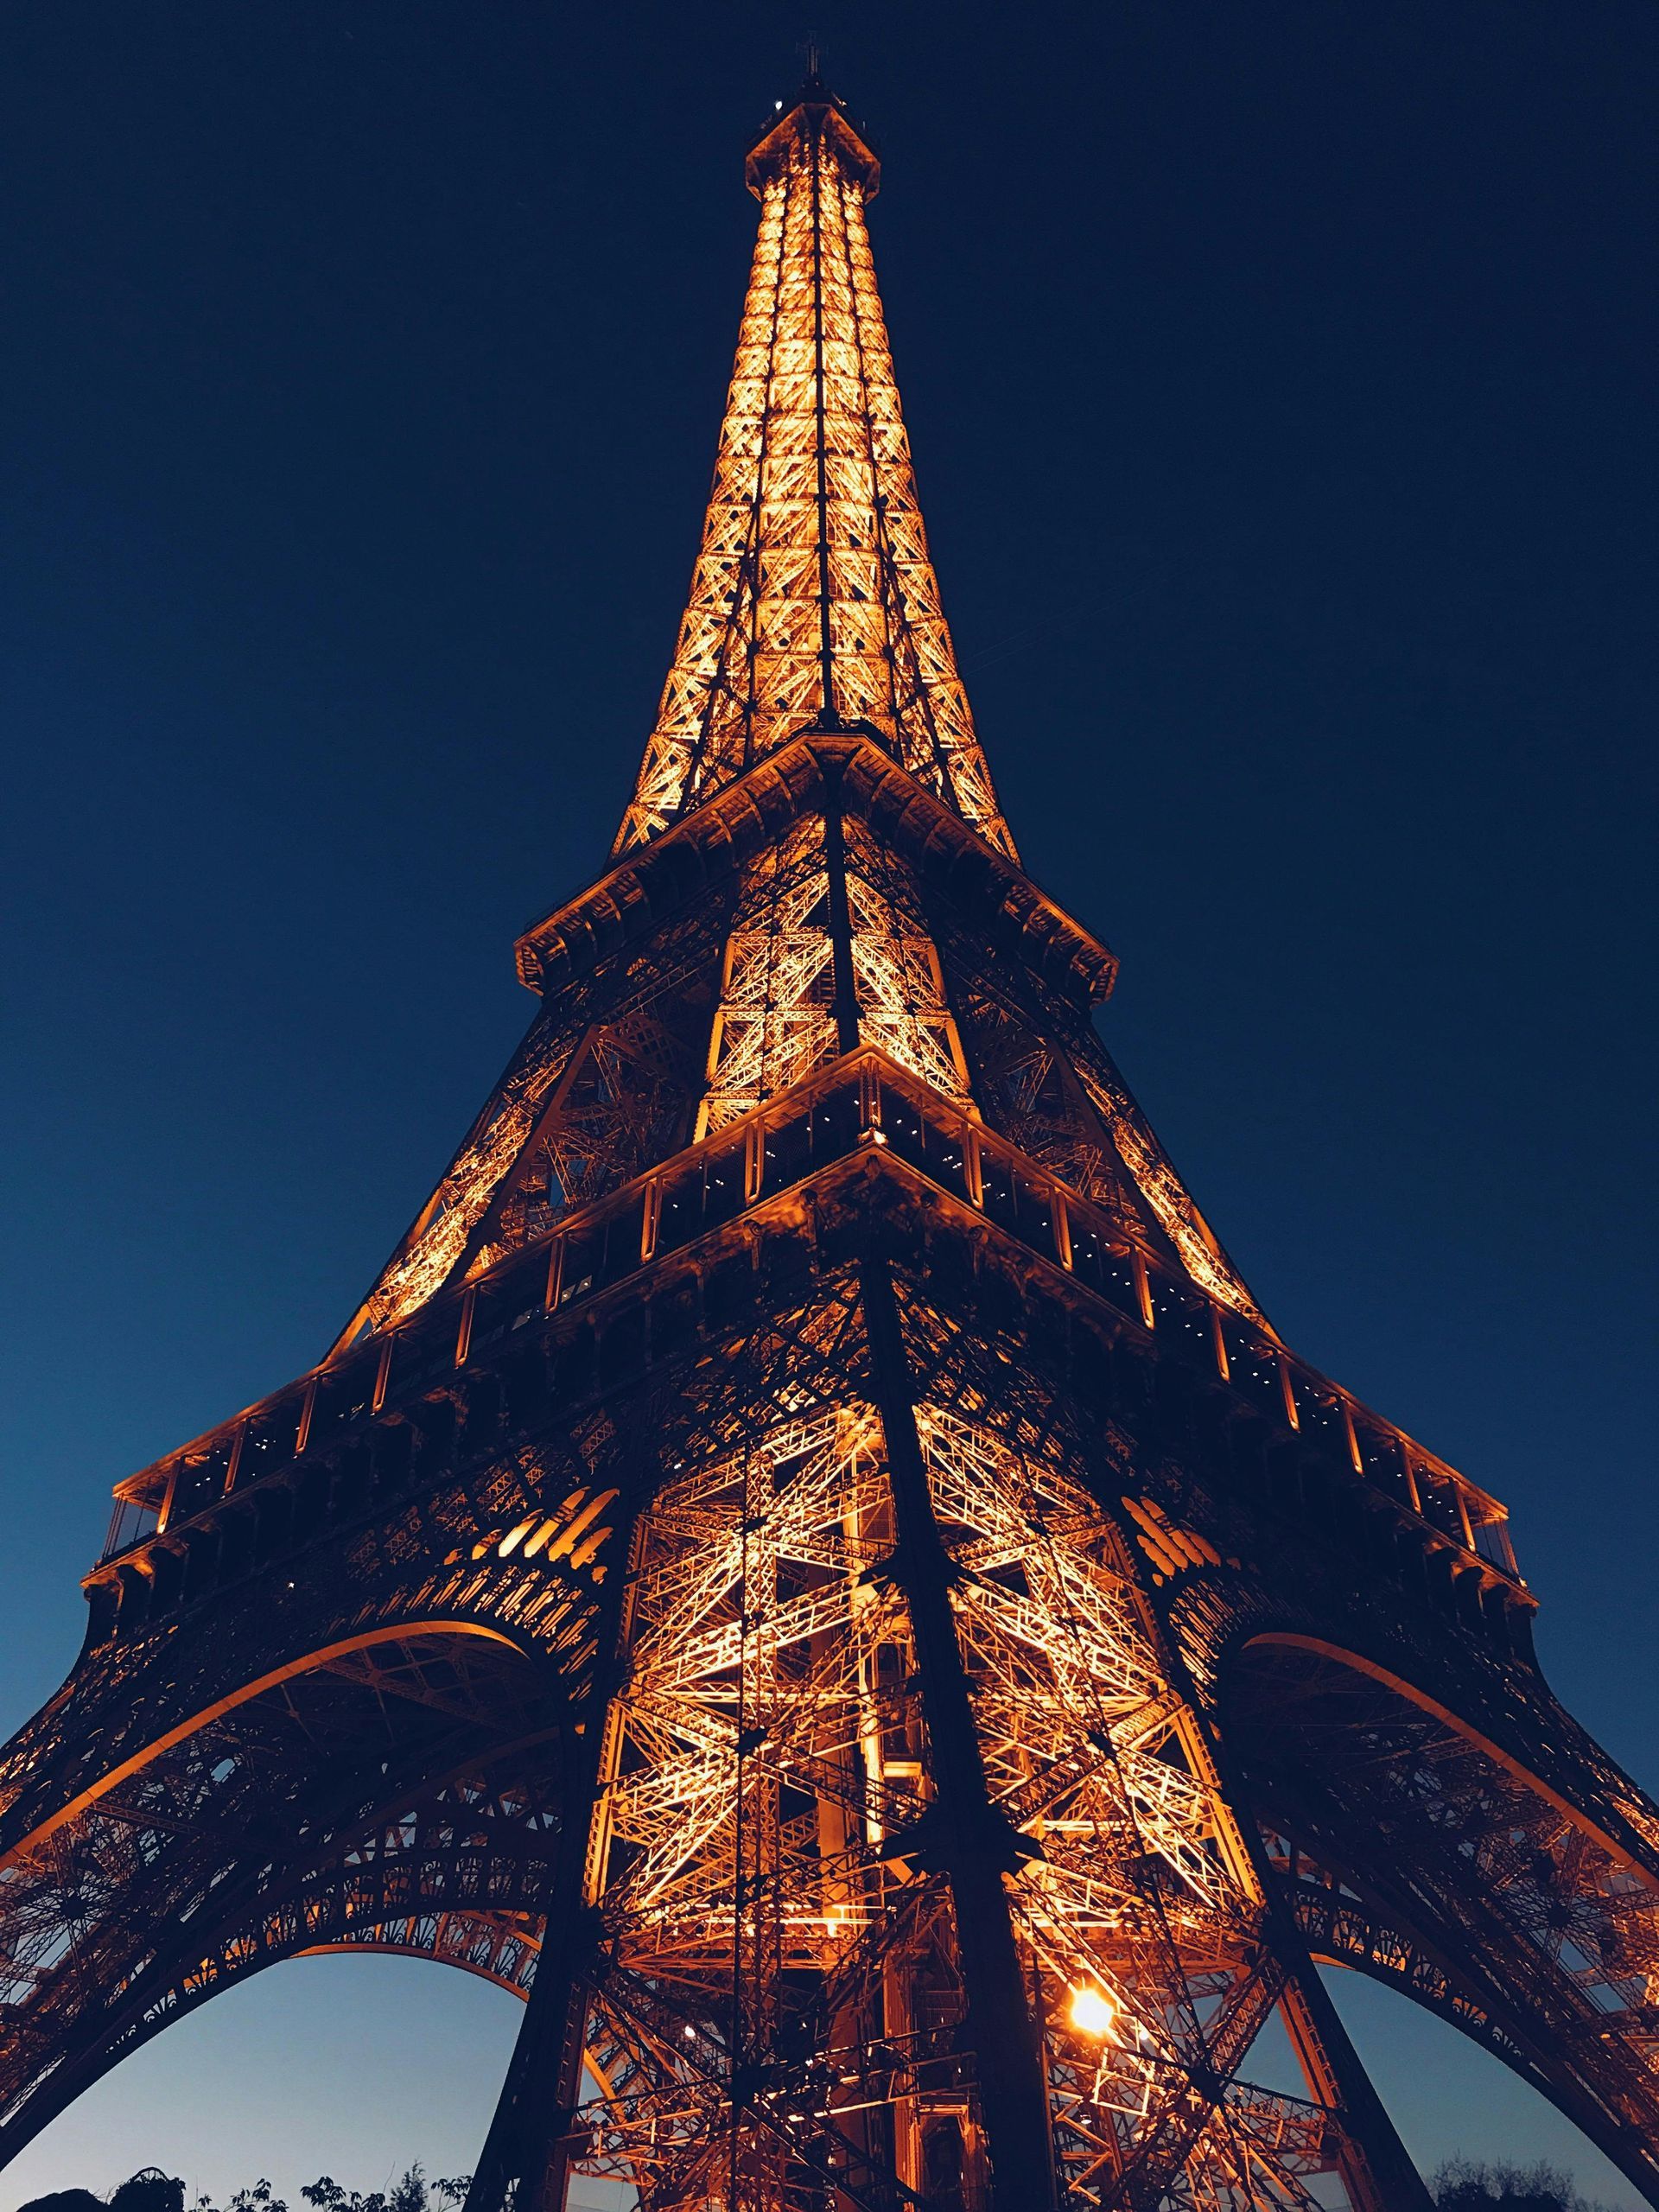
861,1262,1058,2212
465,1509,641,2212
462,1811,595,2212
1272,1913,1433,2212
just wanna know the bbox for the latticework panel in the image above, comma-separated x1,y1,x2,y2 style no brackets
345,879,729,1337
346,1003,590,1339
697,813,970,1137
947,962,1152,1228
698,815,842,1135
924,906,1265,1322
1230,1645,1659,2172
1070,1036,1262,1323
14,59,1659,2212
616,109,1014,859
0,1634,552,2143
0,1388,627,2166
468,918,725,1277
841,817,971,1108
557,1377,1340,2212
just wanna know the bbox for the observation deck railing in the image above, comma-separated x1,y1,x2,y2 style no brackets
101,1047,1522,1593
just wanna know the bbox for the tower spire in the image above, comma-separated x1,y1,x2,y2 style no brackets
8,76,1659,2212
616,75,1016,859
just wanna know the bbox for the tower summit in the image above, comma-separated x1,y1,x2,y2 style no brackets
3,71,1657,2212
619,70,1014,858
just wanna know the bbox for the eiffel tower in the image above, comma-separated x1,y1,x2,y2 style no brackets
3,67,1656,2212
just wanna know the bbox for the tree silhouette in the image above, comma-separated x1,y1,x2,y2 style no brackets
1433,2156,1612,2212
21,2169,470,2212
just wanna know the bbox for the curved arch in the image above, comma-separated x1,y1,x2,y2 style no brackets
1219,1635,1659,2205
0,1618,535,1872
299,1918,541,1998
1242,1631,1652,1878
1294,1885,1529,2069
0,1625,563,2171
32,1903,547,2105
0,1915,670,2205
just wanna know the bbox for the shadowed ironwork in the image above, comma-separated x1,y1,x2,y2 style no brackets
3,65,1654,2212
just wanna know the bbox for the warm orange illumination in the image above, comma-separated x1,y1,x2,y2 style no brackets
695,813,971,1135
496,1515,539,1559
333,84,1274,1353
615,129,1015,861
27,78,1626,2212
1068,1983,1116,2039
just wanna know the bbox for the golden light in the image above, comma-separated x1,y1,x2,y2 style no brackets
613,137,1017,864
1068,1983,1116,2039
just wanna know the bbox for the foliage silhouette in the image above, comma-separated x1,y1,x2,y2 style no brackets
21,2169,471,2212
1432,2156,1611,2212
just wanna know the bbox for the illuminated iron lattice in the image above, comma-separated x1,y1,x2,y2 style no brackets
616,99,1014,860
558,1401,1327,2212
2,64,1657,2212
698,814,969,1135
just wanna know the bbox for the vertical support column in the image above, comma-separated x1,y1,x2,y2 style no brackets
1132,1245,1155,1329
821,766,862,1057
1209,1305,1230,1382
463,1493,642,2212
859,1261,1058,2212
1096,1423,1433,2212
807,111,838,721
295,1376,318,1456
1219,1815,1433,2212
1052,1191,1072,1271
1276,1356,1301,1431
1275,1946,1435,2212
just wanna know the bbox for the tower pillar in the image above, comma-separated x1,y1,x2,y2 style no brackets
861,1259,1060,2212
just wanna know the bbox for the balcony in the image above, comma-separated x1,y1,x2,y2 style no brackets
101,1048,1522,1597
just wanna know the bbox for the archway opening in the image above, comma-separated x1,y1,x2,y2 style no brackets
0,1952,521,2210
1321,1966,1645,2209
0,1626,565,2183
1222,1637,1659,2204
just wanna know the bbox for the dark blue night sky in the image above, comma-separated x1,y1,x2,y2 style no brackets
2,3,1655,2202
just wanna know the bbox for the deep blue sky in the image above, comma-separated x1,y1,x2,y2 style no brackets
2,3,1655,2204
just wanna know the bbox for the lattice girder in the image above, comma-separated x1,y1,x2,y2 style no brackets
6,63,1656,2212
473,1269,1370,2212
1223,1644,1659,2194
328,716,1261,1369
616,90,1015,857
8,1109,1657,2205
339,880,734,1344
0,1406,626,2164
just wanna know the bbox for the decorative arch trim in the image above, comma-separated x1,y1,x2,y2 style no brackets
1236,1630,1648,1879
0,1618,532,1872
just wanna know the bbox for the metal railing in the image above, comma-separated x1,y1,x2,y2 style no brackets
103,1048,1521,1592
